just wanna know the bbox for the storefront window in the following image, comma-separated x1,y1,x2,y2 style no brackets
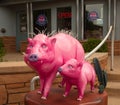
57,7,71,31
33,9,51,34
84,4,103,39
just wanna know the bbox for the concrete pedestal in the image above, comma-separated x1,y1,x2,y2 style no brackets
25,87,108,105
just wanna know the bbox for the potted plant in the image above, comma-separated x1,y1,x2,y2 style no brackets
83,38,108,52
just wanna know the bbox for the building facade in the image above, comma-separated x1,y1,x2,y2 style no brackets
0,0,119,52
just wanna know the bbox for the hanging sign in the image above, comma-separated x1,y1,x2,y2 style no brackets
36,14,48,26
88,11,99,21
58,12,71,19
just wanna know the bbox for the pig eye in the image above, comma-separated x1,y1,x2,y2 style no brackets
41,44,47,49
29,45,33,48
68,64,73,69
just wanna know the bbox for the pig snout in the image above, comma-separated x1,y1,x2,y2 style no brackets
29,54,38,62
58,67,62,72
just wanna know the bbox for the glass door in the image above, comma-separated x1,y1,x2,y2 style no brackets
16,12,27,51
33,9,51,34
57,7,72,31
84,4,103,39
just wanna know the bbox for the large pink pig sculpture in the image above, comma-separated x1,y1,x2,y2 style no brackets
58,59,96,101
24,32,85,99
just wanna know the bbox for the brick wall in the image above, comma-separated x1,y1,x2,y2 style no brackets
20,41,28,53
80,40,120,55
107,40,120,55
0,53,108,105
1,36,120,55
20,40,120,55
1,36,16,53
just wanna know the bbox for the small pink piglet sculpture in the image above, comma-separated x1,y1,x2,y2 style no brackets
58,59,96,101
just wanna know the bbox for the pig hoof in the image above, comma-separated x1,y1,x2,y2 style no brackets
73,87,77,89
63,94,67,97
91,90,94,93
77,98,82,101
91,89,95,93
37,91,42,94
41,96,47,100
58,84,63,88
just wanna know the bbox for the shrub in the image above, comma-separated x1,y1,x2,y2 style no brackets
0,38,5,61
83,38,108,52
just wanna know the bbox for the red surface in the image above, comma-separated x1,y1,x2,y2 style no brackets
25,87,108,105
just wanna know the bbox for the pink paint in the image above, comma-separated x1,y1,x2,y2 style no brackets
58,59,96,101
24,32,85,99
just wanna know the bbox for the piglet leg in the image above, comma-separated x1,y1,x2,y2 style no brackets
63,82,72,97
77,83,86,101
90,80,95,92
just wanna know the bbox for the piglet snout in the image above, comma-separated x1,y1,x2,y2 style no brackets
29,54,38,62
58,67,62,72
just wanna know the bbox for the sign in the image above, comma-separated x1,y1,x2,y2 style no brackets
58,12,71,19
36,14,48,26
88,11,99,21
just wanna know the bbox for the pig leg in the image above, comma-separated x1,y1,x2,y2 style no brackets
41,73,56,99
63,82,72,97
38,76,44,94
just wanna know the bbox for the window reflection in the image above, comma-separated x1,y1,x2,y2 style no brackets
33,9,51,34
57,7,71,31
84,4,103,39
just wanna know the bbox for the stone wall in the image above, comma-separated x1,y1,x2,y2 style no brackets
0,53,108,105
0,62,36,105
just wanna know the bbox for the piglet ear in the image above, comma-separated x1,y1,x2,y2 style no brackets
51,38,56,46
28,38,32,43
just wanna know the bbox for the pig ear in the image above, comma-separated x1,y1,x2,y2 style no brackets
77,63,82,71
51,38,56,46
77,62,82,68
28,38,32,43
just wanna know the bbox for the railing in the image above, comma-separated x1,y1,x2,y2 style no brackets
30,26,113,91
30,76,39,91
